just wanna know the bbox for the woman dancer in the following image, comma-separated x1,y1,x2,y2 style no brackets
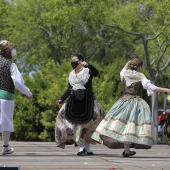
92,57,170,157
55,54,105,155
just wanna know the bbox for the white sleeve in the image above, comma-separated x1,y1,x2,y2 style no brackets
120,68,126,81
10,63,32,97
141,78,157,96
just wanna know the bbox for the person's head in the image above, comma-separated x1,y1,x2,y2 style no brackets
71,53,85,69
129,57,143,72
0,40,16,59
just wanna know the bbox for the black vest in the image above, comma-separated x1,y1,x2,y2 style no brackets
0,55,15,94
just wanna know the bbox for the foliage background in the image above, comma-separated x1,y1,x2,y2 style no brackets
0,0,169,141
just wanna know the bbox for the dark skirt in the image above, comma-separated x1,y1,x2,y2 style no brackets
55,95,105,149
65,92,94,124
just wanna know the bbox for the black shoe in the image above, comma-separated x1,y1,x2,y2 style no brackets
83,148,94,155
77,151,86,156
123,153,129,157
122,151,136,156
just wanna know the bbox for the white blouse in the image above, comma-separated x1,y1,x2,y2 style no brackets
68,67,90,91
10,63,32,97
120,68,157,96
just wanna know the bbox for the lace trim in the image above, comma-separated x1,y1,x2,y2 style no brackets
69,67,90,90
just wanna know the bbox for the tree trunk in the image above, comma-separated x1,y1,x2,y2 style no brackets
151,92,158,143
142,35,158,143
163,94,168,110
141,36,154,80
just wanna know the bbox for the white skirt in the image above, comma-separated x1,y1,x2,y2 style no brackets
0,99,14,133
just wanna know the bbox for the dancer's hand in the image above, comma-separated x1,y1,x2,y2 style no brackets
80,61,89,67
166,89,170,94
124,61,130,69
27,94,33,100
58,100,63,107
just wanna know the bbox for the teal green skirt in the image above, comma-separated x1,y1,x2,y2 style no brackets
92,97,155,149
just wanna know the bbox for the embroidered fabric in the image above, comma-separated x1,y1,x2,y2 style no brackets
120,68,157,96
123,69,146,86
68,67,90,91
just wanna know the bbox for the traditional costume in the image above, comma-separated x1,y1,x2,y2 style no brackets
55,64,105,154
92,66,158,156
0,40,32,155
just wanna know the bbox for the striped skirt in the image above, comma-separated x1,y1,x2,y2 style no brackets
92,97,156,149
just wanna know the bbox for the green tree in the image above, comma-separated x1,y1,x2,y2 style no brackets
0,0,11,39
8,0,134,71
11,59,71,141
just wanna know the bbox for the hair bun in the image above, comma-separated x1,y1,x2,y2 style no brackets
129,62,138,70
129,57,143,71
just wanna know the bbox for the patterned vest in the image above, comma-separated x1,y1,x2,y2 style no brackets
0,55,15,94
122,79,143,101
124,81,143,96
